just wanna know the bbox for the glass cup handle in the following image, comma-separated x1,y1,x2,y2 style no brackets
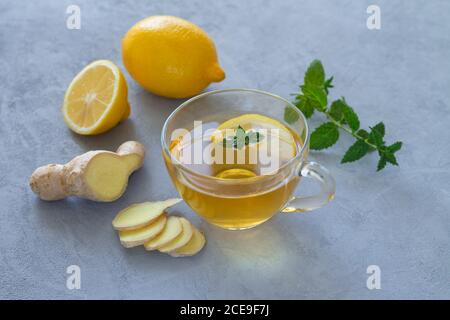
282,161,336,213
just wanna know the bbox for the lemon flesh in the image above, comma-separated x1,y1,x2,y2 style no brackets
62,60,129,135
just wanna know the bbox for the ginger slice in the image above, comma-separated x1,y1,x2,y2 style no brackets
112,198,181,231
169,228,206,257
158,217,194,253
119,214,167,248
144,216,182,251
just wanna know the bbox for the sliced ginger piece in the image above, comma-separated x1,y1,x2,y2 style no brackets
112,198,181,231
169,228,206,257
158,217,194,253
119,214,167,248
144,216,182,251
29,141,145,201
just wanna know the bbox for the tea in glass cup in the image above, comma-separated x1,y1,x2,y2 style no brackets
162,89,335,230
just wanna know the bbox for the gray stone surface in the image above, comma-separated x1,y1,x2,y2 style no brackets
1,0,449,299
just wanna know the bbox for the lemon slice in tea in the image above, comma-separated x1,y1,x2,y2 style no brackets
213,114,294,143
212,113,297,160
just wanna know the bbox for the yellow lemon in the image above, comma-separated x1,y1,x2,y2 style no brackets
122,15,225,99
62,60,130,135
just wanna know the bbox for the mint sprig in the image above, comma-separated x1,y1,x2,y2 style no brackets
286,59,402,171
223,126,263,149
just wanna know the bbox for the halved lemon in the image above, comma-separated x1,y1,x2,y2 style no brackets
62,60,130,135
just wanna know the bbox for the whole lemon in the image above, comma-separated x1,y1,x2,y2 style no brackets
122,16,225,99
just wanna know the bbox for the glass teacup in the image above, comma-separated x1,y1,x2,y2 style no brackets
161,89,335,230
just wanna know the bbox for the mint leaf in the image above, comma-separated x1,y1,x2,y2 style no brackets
372,122,385,137
310,122,339,150
293,96,314,118
284,106,300,124
388,141,402,153
324,76,334,94
304,60,325,87
357,129,369,139
341,99,360,132
257,132,263,142
235,126,246,149
329,99,344,122
341,140,370,163
224,127,264,149
377,148,398,170
369,125,384,147
247,130,262,144
356,129,375,150
383,151,398,165
377,156,387,171
302,85,327,109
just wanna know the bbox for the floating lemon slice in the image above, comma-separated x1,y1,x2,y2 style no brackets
212,114,293,144
62,60,130,135
211,114,297,159
215,168,257,179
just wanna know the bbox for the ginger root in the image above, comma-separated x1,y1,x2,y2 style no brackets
30,141,145,201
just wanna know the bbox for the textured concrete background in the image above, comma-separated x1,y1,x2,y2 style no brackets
1,0,449,299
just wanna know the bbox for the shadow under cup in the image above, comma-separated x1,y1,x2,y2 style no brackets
161,89,315,230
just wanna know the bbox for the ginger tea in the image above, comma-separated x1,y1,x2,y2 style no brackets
164,114,303,229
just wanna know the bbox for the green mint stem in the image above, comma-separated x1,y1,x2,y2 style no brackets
324,113,376,149
323,111,392,157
